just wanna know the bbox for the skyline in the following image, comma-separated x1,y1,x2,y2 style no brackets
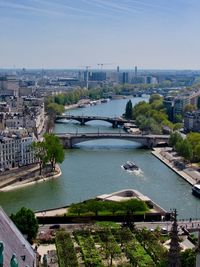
1,0,200,69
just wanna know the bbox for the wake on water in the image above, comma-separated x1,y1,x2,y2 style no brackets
121,165,143,176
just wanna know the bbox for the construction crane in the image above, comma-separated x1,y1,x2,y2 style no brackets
97,63,115,71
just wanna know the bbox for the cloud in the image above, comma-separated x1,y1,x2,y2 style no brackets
0,0,64,16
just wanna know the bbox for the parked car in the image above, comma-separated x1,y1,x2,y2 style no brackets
161,227,168,235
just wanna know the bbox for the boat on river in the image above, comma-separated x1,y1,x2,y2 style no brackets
192,183,200,198
122,161,139,172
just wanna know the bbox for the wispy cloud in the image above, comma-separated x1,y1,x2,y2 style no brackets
0,0,65,16
81,0,177,16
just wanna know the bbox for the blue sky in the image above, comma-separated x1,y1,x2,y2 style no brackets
0,0,200,69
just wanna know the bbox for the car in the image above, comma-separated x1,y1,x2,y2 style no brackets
49,224,60,229
161,227,168,235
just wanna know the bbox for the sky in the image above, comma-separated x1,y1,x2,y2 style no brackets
1,0,200,69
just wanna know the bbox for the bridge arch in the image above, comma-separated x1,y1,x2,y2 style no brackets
57,133,169,149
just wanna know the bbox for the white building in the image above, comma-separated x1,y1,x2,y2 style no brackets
0,129,36,170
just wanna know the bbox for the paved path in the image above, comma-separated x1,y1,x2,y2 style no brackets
152,147,200,186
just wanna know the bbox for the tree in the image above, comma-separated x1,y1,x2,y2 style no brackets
180,249,196,267
149,94,162,104
124,100,133,119
183,104,196,114
46,102,65,116
10,207,39,243
68,203,86,216
44,133,65,171
122,199,148,215
31,141,48,175
174,114,183,123
85,200,104,216
169,132,183,149
173,123,183,131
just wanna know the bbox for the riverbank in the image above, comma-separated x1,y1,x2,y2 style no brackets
0,165,62,192
152,147,200,186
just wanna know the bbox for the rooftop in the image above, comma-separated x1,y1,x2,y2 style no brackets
0,207,36,266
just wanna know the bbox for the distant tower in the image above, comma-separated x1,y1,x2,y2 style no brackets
196,230,200,267
168,209,181,267
117,66,120,73
134,66,137,77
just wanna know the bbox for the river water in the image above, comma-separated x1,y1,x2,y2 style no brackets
0,96,199,218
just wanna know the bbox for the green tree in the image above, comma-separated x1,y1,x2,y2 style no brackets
174,114,183,123
149,94,162,104
122,199,148,215
104,201,122,215
173,123,183,131
31,141,48,175
183,104,196,114
44,133,65,171
180,249,196,267
46,102,65,116
124,100,133,119
68,203,86,216
169,132,183,149
85,200,104,216
176,139,193,161
10,207,39,243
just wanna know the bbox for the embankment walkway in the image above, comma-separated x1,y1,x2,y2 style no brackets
152,148,200,186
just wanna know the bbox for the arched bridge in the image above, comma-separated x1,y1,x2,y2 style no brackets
56,133,170,148
55,115,135,128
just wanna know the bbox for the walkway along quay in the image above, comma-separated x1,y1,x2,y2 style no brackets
152,148,200,186
55,114,136,128
56,133,170,148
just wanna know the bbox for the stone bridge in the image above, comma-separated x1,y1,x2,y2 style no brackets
55,115,136,128
56,133,170,148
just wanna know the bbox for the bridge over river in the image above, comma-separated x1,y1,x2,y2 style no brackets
56,115,136,128
56,132,170,148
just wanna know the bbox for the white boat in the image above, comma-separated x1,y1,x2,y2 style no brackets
122,161,139,171
192,184,200,198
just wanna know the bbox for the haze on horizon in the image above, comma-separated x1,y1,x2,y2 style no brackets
1,0,200,70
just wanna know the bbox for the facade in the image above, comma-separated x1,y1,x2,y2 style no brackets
184,110,200,133
90,71,106,81
163,90,200,122
0,207,36,267
0,129,36,170
0,75,19,97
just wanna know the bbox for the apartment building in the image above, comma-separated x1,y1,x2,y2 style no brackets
0,129,36,170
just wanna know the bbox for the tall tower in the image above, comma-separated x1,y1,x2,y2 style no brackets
134,66,137,77
168,209,181,267
117,66,120,73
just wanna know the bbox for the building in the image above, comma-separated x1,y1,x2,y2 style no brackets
0,75,19,97
0,207,37,267
163,90,200,122
119,72,129,84
0,129,36,170
90,71,106,81
184,110,200,133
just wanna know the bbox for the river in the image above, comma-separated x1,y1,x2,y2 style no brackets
0,96,199,218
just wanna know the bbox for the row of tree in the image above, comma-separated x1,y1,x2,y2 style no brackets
169,132,200,162
124,94,181,134
68,199,148,216
32,133,65,174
